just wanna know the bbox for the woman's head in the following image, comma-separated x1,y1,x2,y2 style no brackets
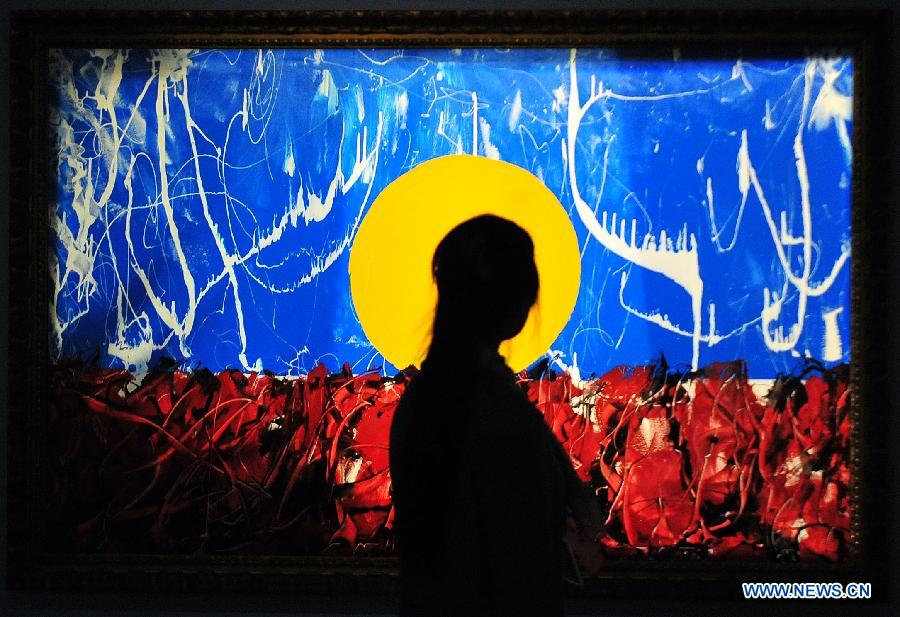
429,215,539,355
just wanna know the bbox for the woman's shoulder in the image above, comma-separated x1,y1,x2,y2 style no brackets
397,353,546,439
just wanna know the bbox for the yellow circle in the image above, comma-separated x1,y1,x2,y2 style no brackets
349,154,580,372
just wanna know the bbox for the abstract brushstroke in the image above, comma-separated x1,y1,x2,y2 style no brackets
48,361,850,560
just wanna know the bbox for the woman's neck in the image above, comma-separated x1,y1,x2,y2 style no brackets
425,339,503,369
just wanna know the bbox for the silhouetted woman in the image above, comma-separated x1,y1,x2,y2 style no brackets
390,215,593,616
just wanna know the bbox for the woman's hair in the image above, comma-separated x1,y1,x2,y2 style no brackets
428,214,539,357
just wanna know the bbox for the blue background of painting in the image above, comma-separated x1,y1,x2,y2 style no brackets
51,49,852,377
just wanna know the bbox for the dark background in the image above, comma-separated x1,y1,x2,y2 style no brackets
2,1,897,616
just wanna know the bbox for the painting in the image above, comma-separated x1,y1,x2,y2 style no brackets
8,9,892,596
47,46,853,562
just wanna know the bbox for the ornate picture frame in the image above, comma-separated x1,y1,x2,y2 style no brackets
6,9,893,599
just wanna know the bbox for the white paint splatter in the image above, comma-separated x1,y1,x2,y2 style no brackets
732,59,753,92
317,69,339,116
283,140,295,177
299,174,339,224
355,84,365,122
763,99,776,130
808,59,852,162
822,307,844,362
552,84,567,113
479,117,500,160
395,89,408,129
508,89,522,131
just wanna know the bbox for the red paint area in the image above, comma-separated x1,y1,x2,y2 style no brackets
48,360,850,560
